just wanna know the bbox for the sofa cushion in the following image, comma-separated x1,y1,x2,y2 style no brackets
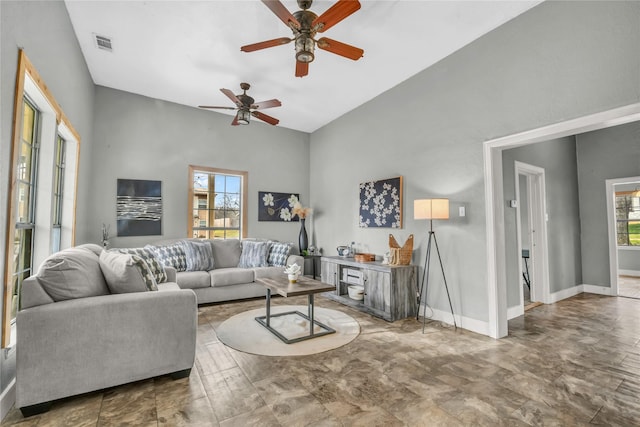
37,247,110,302
238,241,272,268
267,242,293,267
99,251,158,293
210,239,242,268
116,247,167,283
209,268,255,287
146,243,187,272
253,266,287,280
157,282,181,292
175,271,211,290
182,240,215,271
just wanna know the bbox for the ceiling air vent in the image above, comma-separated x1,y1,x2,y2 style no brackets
94,34,113,52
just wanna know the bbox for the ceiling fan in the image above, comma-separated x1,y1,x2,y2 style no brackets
198,83,281,126
241,0,364,77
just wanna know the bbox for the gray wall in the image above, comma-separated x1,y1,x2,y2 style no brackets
619,249,640,272
309,1,640,322
0,0,95,399
502,137,582,308
577,121,640,285
89,86,310,249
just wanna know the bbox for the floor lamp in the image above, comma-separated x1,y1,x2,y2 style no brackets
414,198,457,331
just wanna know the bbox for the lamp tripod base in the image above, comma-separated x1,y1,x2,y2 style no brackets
416,227,457,332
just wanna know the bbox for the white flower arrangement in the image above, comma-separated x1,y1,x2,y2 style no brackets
284,263,301,275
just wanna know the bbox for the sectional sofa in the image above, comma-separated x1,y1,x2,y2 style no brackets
16,238,302,416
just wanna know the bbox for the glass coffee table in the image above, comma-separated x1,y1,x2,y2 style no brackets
255,276,336,344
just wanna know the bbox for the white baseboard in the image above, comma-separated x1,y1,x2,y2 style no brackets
619,269,640,277
420,304,490,336
582,284,613,295
0,379,15,422
549,285,583,303
507,305,524,320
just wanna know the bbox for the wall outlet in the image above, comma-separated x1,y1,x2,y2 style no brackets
509,200,518,208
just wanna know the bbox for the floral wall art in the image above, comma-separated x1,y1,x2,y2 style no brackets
258,191,300,222
358,176,403,228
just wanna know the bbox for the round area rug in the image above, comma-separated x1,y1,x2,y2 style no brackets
216,305,360,356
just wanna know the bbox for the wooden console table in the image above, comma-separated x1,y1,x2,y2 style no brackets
320,256,418,321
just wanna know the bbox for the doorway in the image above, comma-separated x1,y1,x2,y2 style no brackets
484,102,640,339
514,161,549,311
606,176,640,299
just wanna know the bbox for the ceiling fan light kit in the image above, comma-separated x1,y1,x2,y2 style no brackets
241,0,364,77
199,83,281,127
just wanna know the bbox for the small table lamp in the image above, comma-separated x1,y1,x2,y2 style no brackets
413,198,456,330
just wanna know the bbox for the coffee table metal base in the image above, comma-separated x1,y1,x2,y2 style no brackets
255,290,336,344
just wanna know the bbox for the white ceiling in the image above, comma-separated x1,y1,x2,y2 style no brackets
64,0,540,133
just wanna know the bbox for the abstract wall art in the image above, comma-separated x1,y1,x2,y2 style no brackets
116,179,162,236
358,176,403,228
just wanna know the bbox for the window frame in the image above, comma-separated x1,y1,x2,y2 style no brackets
187,165,248,240
3,50,81,347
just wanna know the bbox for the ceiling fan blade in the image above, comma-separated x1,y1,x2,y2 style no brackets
261,0,300,29
295,61,309,77
312,0,361,33
220,88,242,107
198,105,237,110
251,99,282,110
252,111,279,126
317,37,364,60
241,37,292,53
231,114,240,126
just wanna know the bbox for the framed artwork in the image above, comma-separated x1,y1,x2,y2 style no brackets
258,191,300,222
358,176,403,228
117,179,162,236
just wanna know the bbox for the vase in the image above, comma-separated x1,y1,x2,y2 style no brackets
298,218,308,254
288,273,299,283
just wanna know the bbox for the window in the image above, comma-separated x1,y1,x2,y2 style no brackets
10,98,40,322
616,191,640,246
3,50,81,347
51,135,66,252
188,166,247,239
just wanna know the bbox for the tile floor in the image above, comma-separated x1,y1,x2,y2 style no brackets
619,275,640,299
2,292,640,426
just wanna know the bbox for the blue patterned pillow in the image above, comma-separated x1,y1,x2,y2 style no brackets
238,241,272,268
146,243,187,272
268,242,292,267
182,240,215,271
115,247,167,284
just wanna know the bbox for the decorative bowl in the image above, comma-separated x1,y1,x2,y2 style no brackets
347,285,364,301
337,246,350,257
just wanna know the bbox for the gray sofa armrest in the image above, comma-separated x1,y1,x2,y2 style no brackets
16,288,197,409
286,254,305,275
164,266,177,282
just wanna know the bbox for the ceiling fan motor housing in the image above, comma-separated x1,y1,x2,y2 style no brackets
293,9,318,63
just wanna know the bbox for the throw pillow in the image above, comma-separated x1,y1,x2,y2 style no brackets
267,241,293,267
100,251,158,293
238,240,272,268
146,243,187,272
182,240,215,271
116,247,167,283
37,247,110,301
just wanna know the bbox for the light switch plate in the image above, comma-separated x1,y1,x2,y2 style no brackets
459,206,466,217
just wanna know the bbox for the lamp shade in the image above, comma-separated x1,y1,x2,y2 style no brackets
414,198,449,220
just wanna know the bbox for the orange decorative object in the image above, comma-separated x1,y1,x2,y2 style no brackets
354,253,375,263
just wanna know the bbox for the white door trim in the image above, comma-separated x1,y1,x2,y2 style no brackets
606,176,640,296
484,102,640,338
